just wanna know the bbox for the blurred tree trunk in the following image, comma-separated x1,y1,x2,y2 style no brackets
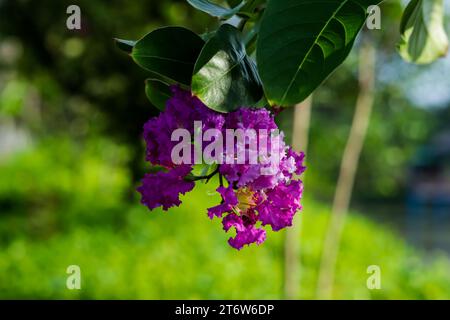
284,96,312,299
316,37,376,299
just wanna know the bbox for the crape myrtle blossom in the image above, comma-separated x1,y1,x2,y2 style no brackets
137,165,195,211
137,86,306,250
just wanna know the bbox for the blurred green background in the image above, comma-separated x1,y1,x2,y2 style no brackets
1,0,450,299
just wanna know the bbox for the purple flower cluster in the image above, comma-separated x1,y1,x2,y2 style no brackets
138,165,195,211
138,86,305,250
142,87,224,167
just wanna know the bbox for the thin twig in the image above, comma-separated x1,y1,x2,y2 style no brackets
185,166,220,182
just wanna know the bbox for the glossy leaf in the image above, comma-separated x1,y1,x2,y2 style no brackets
187,0,246,19
256,0,382,106
227,0,243,7
192,24,263,113
131,26,204,86
114,38,136,54
398,0,449,65
145,79,172,111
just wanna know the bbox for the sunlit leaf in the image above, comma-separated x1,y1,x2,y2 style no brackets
192,24,263,113
187,0,246,19
398,0,449,65
114,38,136,54
256,0,382,106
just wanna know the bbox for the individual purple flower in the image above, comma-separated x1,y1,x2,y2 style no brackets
257,180,303,231
143,113,173,167
166,86,225,133
219,108,288,190
225,108,278,132
208,187,267,249
137,165,195,211
222,212,266,250
286,147,306,176
207,186,238,219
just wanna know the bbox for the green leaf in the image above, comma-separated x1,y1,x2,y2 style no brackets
187,0,246,19
131,26,204,86
227,0,243,7
114,38,136,54
200,30,217,42
145,79,172,111
191,163,219,178
256,0,382,106
192,24,263,113
398,0,449,65
148,165,167,174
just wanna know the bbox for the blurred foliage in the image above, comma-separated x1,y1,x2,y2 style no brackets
0,0,215,182
0,137,130,243
1,138,450,299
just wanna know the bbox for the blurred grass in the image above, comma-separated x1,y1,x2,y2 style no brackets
0,138,450,299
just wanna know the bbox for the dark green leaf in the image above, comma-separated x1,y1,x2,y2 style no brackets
145,79,172,111
200,30,217,42
400,0,419,33
227,0,243,7
398,0,448,65
148,165,167,174
256,0,382,106
114,38,136,54
192,24,263,113
131,26,204,86
187,0,246,19
243,17,261,54
240,0,266,16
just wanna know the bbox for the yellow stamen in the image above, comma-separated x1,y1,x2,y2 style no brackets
236,187,257,213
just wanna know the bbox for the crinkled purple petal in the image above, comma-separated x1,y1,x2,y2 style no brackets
287,148,306,176
207,186,238,219
222,213,266,250
137,165,195,211
257,180,303,231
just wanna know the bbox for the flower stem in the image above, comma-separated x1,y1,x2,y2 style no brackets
237,17,247,31
185,167,219,182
